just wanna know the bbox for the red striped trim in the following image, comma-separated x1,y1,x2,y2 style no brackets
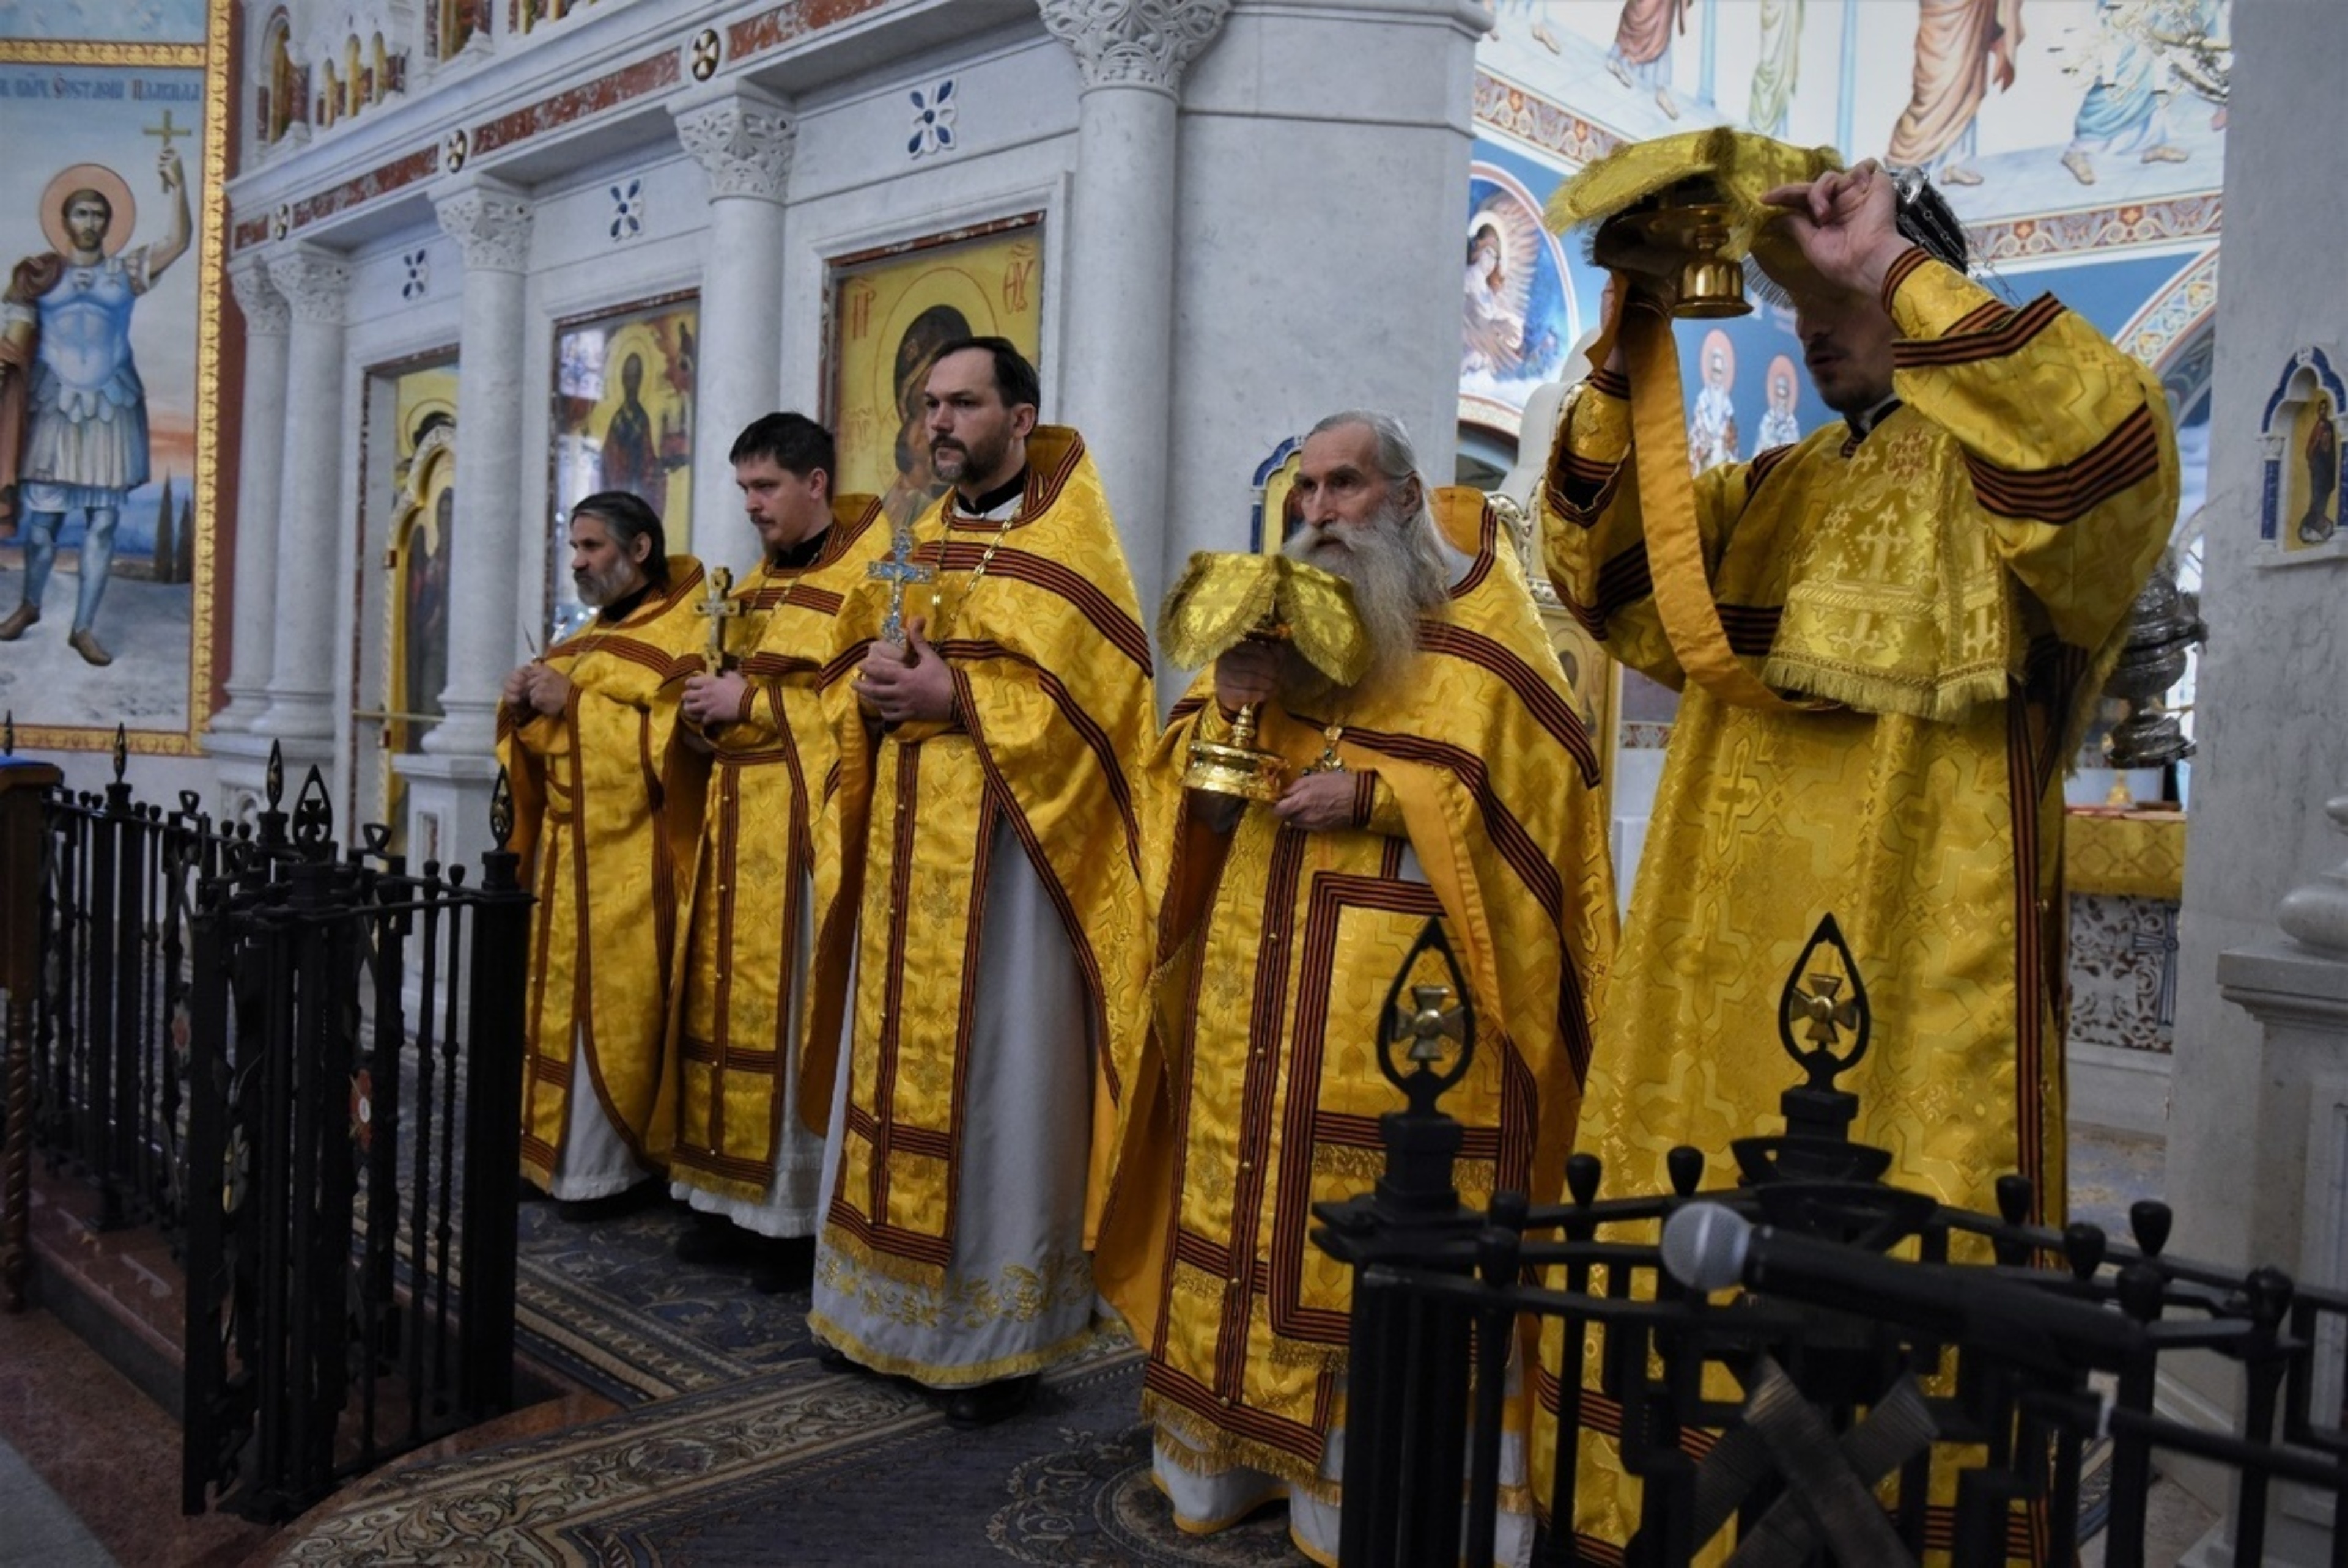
1208,831,1310,1389
2007,694,2050,1223
1559,449,1618,485
1545,458,1623,526
1716,603,1781,658
934,639,1143,875
1270,875,1455,1347
1951,298,2011,334
1747,442,1797,490
1334,727,1565,928
1023,429,1088,516
736,651,821,679
1963,402,2165,525
1141,1357,1325,1467
818,495,886,566
1893,293,2064,370
1588,364,1631,399
1560,587,1606,640
1878,243,1933,312
970,754,1123,1108
818,643,867,691
1448,499,1498,600
1417,622,1601,787
929,540,1152,674
1584,540,1653,635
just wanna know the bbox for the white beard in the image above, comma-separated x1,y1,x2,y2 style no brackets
1281,498,1449,699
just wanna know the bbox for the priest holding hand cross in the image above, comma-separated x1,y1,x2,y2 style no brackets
803,337,1159,1431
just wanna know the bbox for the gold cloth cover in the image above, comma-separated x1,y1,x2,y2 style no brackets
499,559,709,1187
800,427,1161,1290
1157,552,1373,687
1541,127,1840,293
1095,489,1617,1490
1536,255,2177,1556
665,498,889,1204
2063,806,2186,902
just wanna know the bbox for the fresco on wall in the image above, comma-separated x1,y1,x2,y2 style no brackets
0,0,227,753
1460,164,1578,435
1477,1,2228,227
1471,0,2227,756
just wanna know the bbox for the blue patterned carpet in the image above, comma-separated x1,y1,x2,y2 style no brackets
271,1132,2165,1564
272,1194,1306,1565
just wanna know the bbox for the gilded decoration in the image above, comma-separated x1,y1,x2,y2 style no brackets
0,3,231,753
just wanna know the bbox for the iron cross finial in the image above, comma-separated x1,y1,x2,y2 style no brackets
1789,971,1859,1045
1392,982,1467,1065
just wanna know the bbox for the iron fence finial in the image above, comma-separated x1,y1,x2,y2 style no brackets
490,767,515,850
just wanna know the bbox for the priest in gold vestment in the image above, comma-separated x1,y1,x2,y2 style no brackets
499,492,707,1205
802,339,1158,1429
1538,159,2176,1556
1095,412,1616,1566
665,414,888,1289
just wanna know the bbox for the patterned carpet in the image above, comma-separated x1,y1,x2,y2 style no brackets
270,1131,2165,1564
271,1196,1302,1566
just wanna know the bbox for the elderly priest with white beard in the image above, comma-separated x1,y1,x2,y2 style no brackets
1095,410,1618,1565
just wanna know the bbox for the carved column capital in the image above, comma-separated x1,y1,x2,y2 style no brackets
433,174,533,273
229,250,292,336
1039,0,1232,95
264,243,352,325
670,85,795,202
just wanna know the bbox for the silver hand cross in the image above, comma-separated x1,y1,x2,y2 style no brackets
867,521,934,646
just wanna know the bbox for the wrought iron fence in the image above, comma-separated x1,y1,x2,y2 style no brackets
1,724,531,1522
1316,915,2348,1568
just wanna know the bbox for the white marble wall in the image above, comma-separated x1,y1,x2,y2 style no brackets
1164,1,1483,598
210,0,1489,841
2158,0,2348,1548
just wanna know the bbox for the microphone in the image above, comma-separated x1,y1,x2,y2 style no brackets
1660,1202,2143,1374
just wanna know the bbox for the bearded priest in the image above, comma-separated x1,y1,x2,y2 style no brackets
1096,411,1617,1565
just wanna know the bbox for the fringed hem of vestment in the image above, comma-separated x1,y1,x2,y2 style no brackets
1266,1333,1350,1372
813,1239,1096,1330
819,1222,950,1292
1143,1394,1339,1504
1763,653,2014,723
804,1311,1098,1389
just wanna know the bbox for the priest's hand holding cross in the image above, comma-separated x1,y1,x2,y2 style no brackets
857,616,955,726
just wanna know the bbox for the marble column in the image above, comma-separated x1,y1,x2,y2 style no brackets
1040,0,1231,622
250,243,350,747
394,174,532,877
424,173,533,760
209,253,290,735
671,84,792,579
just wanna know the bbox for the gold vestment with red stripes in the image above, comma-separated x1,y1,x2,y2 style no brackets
500,559,708,1190
1537,252,2178,1559
801,428,1159,1316
666,497,888,1206
1096,490,1617,1498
